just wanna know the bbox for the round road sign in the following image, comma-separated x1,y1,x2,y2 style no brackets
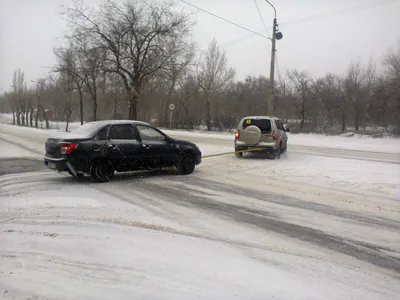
169,104,175,111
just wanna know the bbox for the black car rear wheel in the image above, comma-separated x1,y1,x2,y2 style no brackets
177,154,196,175
91,160,115,182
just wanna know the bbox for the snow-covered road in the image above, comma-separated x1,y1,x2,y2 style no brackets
1,123,400,299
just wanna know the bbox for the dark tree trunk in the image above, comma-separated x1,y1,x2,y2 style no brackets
28,103,33,127
128,95,138,120
300,85,306,131
93,101,97,121
78,85,83,125
16,107,21,125
35,107,39,128
354,105,360,132
206,99,211,131
38,105,49,129
65,108,72,132
35,95,40,128
113,98,118,119
341,109,346,133
25,109,29,127
300,100,306,131
11,108,16,125
21,112,25,126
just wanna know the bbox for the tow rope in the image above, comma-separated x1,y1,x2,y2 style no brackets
201,147,267,159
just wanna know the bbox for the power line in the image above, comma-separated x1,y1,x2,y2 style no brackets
253,0,271,39
180,0,269,39
280,0,398,26
187,0,398,54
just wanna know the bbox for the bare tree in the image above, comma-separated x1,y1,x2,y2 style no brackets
11,69,27,126
384,40,400,133
195,39,235,130
34,78,50,129
48,75,74,131
161,39,195,126
287,70,311,131
61,0,194,120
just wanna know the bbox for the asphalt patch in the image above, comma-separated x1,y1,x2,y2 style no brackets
0,158,47,176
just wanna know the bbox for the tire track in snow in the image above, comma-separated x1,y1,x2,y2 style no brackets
105,177,400,275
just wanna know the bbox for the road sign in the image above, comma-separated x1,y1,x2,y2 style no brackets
169,104,175,111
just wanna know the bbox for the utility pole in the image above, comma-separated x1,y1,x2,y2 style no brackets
264,1,282,116
268,18,277,116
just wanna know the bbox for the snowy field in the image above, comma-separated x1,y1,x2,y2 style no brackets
1,120,400,299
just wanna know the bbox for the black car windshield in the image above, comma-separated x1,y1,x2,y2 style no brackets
242,118,271,133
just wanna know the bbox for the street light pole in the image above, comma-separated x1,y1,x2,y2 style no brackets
264,0,282,117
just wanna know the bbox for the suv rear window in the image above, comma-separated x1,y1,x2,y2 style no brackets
242,119,271,133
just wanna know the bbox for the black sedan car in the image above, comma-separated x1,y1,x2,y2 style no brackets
44,120,202,182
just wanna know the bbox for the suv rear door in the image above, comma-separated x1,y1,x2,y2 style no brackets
241,118,274,144
107,124,142,171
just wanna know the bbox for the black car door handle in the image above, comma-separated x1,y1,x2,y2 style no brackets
142,144,151,150
108,144,117,149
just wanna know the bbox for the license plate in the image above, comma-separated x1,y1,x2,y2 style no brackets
47,162,57,169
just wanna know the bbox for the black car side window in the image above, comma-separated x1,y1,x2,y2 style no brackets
94,125,109,140
136,125,166,141
109,124,136,140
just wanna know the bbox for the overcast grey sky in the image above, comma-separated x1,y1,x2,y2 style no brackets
0,0,399,90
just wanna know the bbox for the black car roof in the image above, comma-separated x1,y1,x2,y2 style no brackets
85,120,151,126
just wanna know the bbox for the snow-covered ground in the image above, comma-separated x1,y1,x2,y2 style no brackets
1,148,399,299
0,139,41,160
1,120,400,299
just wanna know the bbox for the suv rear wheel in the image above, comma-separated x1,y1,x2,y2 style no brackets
280,144,287,154
274,148,281,159
235,147,243,158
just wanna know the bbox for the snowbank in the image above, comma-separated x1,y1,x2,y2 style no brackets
163,129,400,154
2,113,399,154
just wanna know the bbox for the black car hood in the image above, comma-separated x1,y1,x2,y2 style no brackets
172,139,197,147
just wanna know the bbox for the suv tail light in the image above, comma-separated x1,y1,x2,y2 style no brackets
235,130,240,139
272,131,278,141
60,143,77,155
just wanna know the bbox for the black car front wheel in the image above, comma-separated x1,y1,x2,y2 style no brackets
177,154,196,175
91,159,115,182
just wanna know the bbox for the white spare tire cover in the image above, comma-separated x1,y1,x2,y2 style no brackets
242,125,262,145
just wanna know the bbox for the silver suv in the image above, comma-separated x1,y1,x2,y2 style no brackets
234,116,289,159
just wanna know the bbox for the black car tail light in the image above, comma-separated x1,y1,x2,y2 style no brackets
60,143,77,155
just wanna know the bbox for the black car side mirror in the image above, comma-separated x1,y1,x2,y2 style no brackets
285,127,290,132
